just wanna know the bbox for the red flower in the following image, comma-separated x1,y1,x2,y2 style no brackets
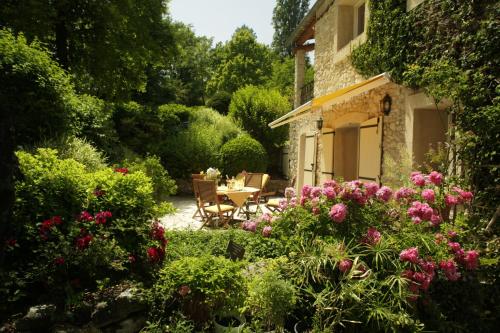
93,188,105,197
115,167,129,174
5,239,16,247
151,222,165,241
76,234,92,250
54,257,65,265
95,211,112,225
147,246,165,263
39,219,55,239
51,216,62,225
79,211,94,222
128,255,136,264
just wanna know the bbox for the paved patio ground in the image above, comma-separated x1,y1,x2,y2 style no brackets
160,196,276,230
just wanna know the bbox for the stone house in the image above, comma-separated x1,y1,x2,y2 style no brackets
269,0,450,190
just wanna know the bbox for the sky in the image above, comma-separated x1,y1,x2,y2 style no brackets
169,0,278,45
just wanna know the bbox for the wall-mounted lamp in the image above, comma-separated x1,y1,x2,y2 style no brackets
381,94,392,115
316,117,323,131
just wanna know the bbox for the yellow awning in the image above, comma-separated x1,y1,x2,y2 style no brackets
268,100,313,129
268,73,391,129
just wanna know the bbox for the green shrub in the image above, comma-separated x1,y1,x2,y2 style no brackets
126,155,177,202
219,135,268,176
160,107,242,178
229,85,290,155
206,91,232,115
36,136,108,172
3,148,169,314
152,255,246,326
246,270,296,331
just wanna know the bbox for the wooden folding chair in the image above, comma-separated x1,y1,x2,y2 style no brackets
241,173,264,216
196,180,235,229
265,176,297,213
191,174,205,219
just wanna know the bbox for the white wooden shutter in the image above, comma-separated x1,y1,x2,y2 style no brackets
358,117,382,183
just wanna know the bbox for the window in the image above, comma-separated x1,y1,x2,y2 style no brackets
336,1,366,51
355,2,365,36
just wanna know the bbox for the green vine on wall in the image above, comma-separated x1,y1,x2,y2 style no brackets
351,0,500,219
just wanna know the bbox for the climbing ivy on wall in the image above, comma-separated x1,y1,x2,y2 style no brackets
352,0,500,219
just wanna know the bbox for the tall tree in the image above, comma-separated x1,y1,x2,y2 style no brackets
206,26,273,96
272,0,310,57
0,0,175,101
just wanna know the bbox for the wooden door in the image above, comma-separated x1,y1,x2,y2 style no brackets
358,117,382,183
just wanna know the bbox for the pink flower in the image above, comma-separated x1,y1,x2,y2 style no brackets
312,207,320,215
79,211,94,222
407,201,433,221
323,179,337,188
421,189,435,203
419,260,436,277
310,197,320,207
448,242,462,253
430,214,442,227
400,247,419,264
339,259,353,273
128,255,136,263
284,187,296,199
242,221,257,232
445,194,458,207
289,197,297,207
178,285,191,297
395,187,416,201
93,188,105,197
463,250,479,270
322,186,336,200
428,171,443,185
262,226,272,237
447,230,458,239
95,211,112,225
411,172,426,186
260,213,273,223
301,185,312,198
364,182,379,197
435,233,444,244
376,186,392,202
310,187,322,198
363,227,381,245
439,260,461,281
329,203,347,223
452,187,473,203
278,199,288,210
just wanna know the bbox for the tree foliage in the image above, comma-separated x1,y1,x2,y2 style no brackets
207,26,273,95
272,0,310,57
0,0,175,101
229,85,290,156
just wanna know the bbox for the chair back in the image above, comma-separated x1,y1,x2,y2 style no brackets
245,173,264,189
196,180,218,204
192,174,204,195
262,174,270,189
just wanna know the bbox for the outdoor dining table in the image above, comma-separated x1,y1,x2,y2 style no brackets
217,185,260,219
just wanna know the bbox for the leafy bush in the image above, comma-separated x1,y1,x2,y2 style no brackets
219,135,268,176
36,136,108,172
126,155,177,202
151,255,246,326
0,29,76,145
2,148,170,314
238,172,489,332
245,269,296,331
206,91,232,115
160,107,242,178
229,85,290,155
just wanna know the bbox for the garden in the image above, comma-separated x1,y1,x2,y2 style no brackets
1,0,499,332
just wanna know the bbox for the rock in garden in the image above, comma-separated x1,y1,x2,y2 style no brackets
15,304,57,332
91,289,146,329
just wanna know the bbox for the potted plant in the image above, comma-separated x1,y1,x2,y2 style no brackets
213,313,246,333
245,270,297,332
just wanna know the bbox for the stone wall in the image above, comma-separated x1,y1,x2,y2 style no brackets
288,83,412,188
314,1,366,97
